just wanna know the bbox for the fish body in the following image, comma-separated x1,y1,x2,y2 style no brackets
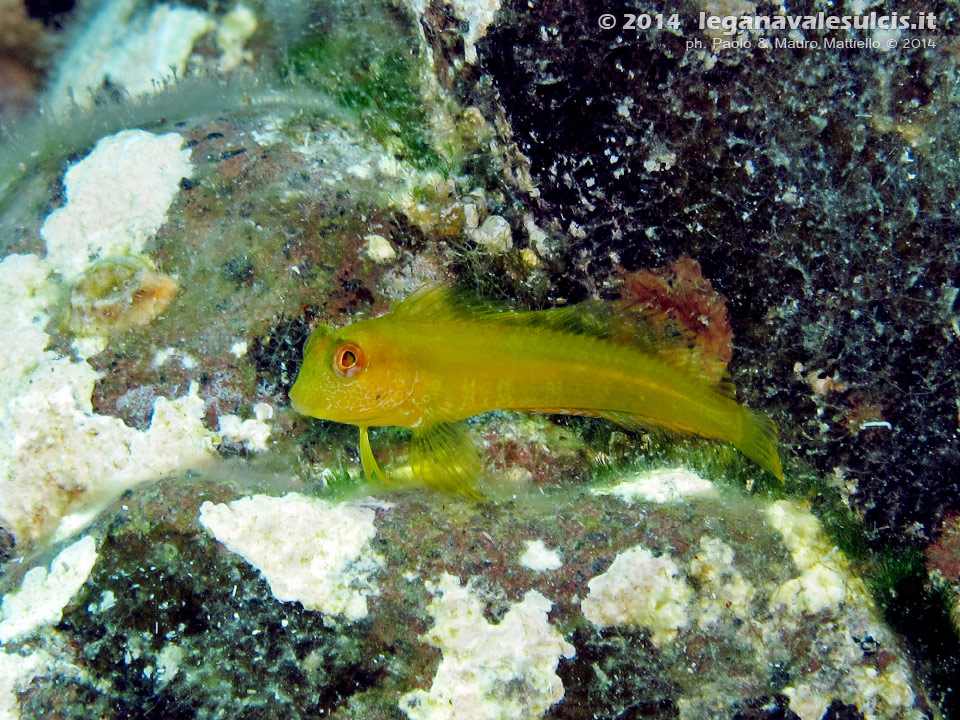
290,285,783,496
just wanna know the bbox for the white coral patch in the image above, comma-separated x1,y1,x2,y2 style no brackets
0,367,218,542
519,539,563,572
0,130,222,545
218,413,272,452
199,494,383,621
216,3,257,72
767,500,922,719
688,536,755,627
0,255,59,401
592,467,717,504
447,0,502,64
784,665,919,720
0,354,217,539
769,562,849,615
581,545,692,647
0,650,55,720
469,215,513,254
398,574,574,720
40,129,193,282
765,500,867,615
49,0,215,113
0,536,98,643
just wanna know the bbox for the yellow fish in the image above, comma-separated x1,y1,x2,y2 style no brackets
289,284,783,497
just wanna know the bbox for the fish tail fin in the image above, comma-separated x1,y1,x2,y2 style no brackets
411,422,486,501
736,409,784,482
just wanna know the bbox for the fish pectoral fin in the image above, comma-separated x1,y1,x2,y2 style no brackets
359,426,389,485
411,422,485,501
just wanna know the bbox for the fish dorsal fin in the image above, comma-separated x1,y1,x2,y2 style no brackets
391,284,727,384
390,283,518,322
517,302,727,381
390,283,456,319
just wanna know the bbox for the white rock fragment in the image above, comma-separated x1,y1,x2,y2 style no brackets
216,3,257,72
523,214,549,256
470,215,513,254
154,643,185,687
49,0,215,112
643,149,677,173
90,589,116,614
0,536,98,643
0,350,218,541
519,539,563,572
398,574,574,720
447,0,502,64
199,493,383,621
0,650,55,720
347,164,372,179
688,536,755,628
364,234,397,263
581,545,692,647
592,467,717,504
218,410,272,452
253,402,274,421
782,683,828,720
0,255,58,402
41,130,193,282
765,500,867,615
229,341,248,358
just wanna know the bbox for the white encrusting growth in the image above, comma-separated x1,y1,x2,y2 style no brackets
765,499,922,719
47,0,256,112
581,545,692,647
0,650,56,720
591,467,717,504
399,574,574,720
218,404,273,452
765,499,864,615
199,493,383,622
0,367,218,541
0,129,280,544
687,536,755,628
40,130,194,282
518,539,563,571
0,536,98,643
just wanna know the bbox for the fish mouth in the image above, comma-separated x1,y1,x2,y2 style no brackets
288,381,309,415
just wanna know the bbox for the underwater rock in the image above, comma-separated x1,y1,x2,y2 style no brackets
1,0,957,715
430,0,960,559
0,471,931,720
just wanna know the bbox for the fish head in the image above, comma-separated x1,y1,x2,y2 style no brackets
289,318,416,426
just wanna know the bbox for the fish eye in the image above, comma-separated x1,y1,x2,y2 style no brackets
333,342,364,378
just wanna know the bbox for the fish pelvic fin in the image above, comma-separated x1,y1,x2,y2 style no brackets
411,421,486,501
359,425,388,484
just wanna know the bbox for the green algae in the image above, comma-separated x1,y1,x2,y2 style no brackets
282,24,443,170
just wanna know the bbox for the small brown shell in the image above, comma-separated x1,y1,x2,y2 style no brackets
68,256,178,336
